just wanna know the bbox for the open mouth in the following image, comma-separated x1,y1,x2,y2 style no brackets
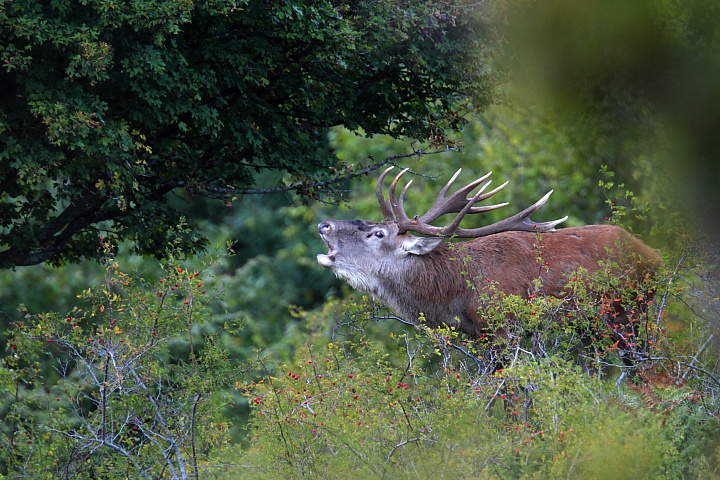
324,241,337,260
317,222,337,267
317,237,336,267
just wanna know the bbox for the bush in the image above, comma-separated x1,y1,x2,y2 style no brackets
0,242,240,479
3,227,719,479
236,328,718,479
232,223,720,478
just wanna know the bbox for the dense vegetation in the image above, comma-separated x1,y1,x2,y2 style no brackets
0,0,491,268
2,0,720,478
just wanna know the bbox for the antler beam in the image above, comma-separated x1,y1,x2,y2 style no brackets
376,166,567,237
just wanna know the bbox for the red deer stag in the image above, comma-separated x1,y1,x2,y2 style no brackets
316,167,661,340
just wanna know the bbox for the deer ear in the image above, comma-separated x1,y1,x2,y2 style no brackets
402,236,444,255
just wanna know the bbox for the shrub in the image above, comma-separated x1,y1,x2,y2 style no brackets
235,258,720,479
0,243,240,479
237,325,719,479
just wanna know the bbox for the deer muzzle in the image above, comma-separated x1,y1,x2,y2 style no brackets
317,222,336,268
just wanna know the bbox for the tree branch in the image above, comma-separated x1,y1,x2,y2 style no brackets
0,183,174,268
190,393,202,480
0,148,458,268
197,148,461,196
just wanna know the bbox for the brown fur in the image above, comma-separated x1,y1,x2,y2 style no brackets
317,220,661,339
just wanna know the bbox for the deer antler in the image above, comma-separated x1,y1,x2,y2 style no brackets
376,166,567,237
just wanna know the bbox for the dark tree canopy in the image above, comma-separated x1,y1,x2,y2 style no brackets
0,0,493,268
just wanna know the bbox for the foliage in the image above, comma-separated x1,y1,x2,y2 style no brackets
2,214,719,478
0,0,494,269
235,305,720,479
231,234,720,479
502,0,720,236
0,242,241,478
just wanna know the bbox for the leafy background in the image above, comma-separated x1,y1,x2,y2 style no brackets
2,0,720,478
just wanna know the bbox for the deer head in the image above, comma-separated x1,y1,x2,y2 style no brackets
317,167,567,280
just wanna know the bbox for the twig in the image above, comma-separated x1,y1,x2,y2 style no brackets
190,393,203,480
566,446,582,480
654,256,684,341
386,437,421,462
486,379,506,412
678,359,720,389
681,334,715,381
101,355,109,444
373,315,486,369
484,344,523,411
189,148,460,196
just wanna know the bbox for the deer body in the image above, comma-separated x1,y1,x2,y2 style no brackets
317,167,661,339
318,220,660,337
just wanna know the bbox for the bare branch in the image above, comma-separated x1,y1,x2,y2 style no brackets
678,360,720,389
193,148,461,196
386,437,421,461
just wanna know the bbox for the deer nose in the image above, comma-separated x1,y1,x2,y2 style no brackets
318,222,332,235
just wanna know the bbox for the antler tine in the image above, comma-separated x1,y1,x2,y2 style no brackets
462,181,510,214
397,180,413,221
472,181,508,206
439,180,512,235
418,170,495,223
376,166,396,220
388,168,413,223
436,168,463,199
450,190,568,238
